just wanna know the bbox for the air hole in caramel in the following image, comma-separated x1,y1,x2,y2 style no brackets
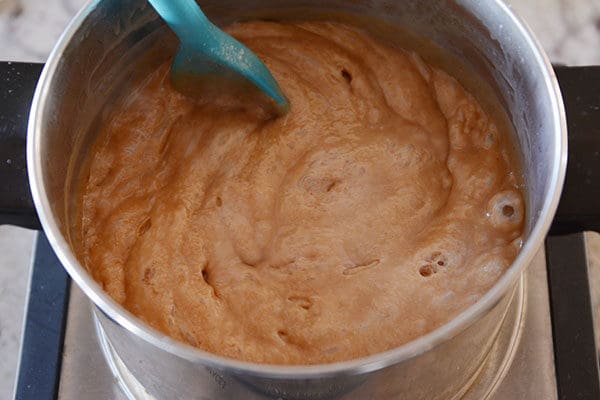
277,330,289,341
502,204,514,217
202,267,220,298
437,260,445,266
341,68,352,83
137,217,152,236
419,265,434,277
216,196,223,207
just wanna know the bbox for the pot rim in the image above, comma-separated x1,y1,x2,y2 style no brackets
27,0,567,379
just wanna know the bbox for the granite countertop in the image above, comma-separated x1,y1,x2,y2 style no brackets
0,1,599,399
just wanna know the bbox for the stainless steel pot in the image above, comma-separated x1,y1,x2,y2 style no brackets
0,0,590,399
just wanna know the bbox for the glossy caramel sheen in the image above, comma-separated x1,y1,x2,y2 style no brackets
79,21,524,365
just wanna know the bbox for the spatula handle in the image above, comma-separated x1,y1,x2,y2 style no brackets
146,0,210,40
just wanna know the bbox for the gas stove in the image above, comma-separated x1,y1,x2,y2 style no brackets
11,231,600,400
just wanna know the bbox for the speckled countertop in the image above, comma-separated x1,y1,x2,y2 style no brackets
0,1,599,399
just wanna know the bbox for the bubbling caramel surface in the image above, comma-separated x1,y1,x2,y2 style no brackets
79,21,524,365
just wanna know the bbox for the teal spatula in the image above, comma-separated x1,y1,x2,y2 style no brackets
147,0,289,114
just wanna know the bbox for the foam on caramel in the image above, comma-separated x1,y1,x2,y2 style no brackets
78,21,524,365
